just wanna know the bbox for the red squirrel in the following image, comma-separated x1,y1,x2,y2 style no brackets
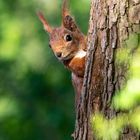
38,0,87,106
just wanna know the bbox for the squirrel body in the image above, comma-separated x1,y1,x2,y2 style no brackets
38,0,87,106
65,50,86,77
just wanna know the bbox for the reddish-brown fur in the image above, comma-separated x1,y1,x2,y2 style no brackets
38,0,87,107
67,57,85,77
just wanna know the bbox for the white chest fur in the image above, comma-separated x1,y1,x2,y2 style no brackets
75,50,86,59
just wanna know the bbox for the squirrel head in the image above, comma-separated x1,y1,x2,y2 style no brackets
38,0,85,63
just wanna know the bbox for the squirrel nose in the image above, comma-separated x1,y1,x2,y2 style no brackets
56,52,62,58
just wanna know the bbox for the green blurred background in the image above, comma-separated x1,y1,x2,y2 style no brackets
0,0,90,139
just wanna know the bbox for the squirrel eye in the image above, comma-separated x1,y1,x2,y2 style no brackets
64,34,72,42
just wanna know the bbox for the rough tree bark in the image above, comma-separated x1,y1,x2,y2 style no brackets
74,0,140,140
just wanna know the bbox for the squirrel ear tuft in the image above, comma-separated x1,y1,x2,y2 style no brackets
63,15,79,32
62,0,70,18
62,0,80,32
37,11,53,34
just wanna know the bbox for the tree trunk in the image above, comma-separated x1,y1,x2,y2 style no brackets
74,0,140,139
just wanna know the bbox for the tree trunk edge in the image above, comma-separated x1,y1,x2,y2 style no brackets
74,0,140,139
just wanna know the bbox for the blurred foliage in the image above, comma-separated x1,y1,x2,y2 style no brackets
91,113,127,140
92,34,140,140
0,0,90,140
114,34,140,110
